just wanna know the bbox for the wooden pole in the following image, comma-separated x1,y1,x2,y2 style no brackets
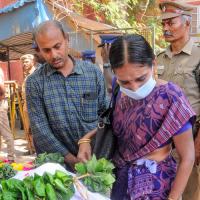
7,47,11,80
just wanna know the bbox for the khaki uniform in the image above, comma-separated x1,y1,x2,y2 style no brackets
157,39,200,200
21,67,36,153
157,39,200,116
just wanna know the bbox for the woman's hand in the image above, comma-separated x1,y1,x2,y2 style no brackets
77,142,92,163
64,153,80,172
169,129,195,200
77,128,96,162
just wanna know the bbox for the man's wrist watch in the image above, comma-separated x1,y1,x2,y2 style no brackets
103,63,111,69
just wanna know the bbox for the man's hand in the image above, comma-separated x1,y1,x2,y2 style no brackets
194,129,200,165
101,43,111,63
77,143,92,163
64,153,80,171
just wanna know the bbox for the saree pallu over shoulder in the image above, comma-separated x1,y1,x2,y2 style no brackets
112,82,196,167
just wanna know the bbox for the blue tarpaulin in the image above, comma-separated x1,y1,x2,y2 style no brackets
0,0,52,41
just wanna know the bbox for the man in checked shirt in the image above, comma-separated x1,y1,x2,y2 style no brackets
26,20,108,171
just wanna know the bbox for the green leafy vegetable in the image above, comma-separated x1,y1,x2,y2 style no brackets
33,175,46,197
0,170,75,200
75,155,116,194
0,155,115,198
46,183,57,200
34,152,64,167
0,164,16,181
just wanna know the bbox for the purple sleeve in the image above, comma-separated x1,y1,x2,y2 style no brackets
160,121,192,147
174,121,192,136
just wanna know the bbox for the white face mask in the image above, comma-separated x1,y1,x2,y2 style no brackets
120,74,156,100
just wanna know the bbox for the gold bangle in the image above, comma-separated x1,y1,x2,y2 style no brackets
78,139,90,141
78,139,90,142
78,139,91,145
78,141,91,145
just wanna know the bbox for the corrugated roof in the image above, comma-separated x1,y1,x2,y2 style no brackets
0,32,34,60
0,0,35,14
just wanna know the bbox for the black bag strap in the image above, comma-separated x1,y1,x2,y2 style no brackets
111,82,120,109
99,78,119,120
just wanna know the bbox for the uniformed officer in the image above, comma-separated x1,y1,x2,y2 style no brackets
20,54,36,154
157,1,200,200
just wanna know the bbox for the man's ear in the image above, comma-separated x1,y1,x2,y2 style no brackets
186,20,190,27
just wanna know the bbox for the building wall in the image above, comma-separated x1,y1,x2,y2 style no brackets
0,1,25,84
0,61,23,85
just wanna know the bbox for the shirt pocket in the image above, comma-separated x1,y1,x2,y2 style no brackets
80,93,98,122
173,65,185,86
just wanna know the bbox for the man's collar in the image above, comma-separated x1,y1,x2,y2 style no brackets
181,38,194,55
71,57,83,75
165,38,194,58
46,64,57,77
46,55,83,77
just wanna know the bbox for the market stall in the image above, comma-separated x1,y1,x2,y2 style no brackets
0,154,115,200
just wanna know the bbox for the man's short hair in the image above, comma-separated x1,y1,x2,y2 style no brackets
20,54,34,61
33,20,68,42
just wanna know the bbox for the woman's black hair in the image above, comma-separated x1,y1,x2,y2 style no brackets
109,34,155,69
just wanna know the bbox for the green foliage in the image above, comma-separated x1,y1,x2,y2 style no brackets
0,164,16,182
0,170,75,200
34,152,64,167
75,155,115,194
70,0,167,48
0,156,116,199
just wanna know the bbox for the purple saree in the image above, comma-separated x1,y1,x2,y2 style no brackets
111,82,196,200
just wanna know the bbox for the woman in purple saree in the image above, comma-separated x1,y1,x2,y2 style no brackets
109,34,195,200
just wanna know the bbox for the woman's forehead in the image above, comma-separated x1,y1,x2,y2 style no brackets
114,63,151,79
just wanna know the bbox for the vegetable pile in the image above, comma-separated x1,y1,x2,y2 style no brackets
0,170,75,200
34,153,64,167
0,155,116,200
0,164,16,182
75,155,115,194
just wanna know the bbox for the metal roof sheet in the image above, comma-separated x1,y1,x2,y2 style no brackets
0,32,34,60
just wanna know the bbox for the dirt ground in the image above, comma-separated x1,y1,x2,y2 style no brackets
0,120,36,164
